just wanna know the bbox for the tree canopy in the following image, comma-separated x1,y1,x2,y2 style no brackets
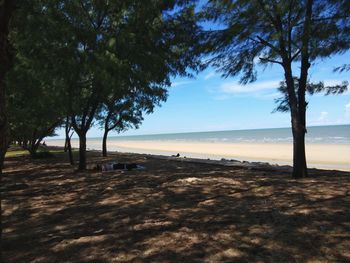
202,0,350,82
6,0,202,169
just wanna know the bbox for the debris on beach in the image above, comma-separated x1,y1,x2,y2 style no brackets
93,162,146,172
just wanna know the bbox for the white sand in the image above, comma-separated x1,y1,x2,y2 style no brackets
47,139,350,171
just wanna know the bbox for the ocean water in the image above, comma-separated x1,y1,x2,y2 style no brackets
104,124,350,144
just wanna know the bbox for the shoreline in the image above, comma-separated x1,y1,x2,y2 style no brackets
46,139,350,171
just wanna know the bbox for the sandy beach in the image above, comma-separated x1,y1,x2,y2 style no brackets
47,139,350,171
3,147,350,262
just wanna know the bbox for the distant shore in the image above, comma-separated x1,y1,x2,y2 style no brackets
46,139,350,171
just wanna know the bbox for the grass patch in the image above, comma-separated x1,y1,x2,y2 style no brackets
50,148,80,158
5,150,29,158
5,146,77,159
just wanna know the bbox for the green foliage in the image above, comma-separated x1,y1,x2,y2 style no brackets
7,0,202,168
6,2,65,153
334,64,350,73
6,57,63,142
98,77,168,135
274,78,349,113
202,0,350,83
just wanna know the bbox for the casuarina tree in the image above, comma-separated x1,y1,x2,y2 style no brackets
98,83,167,157
27,0,202,170
201,0,350,178
0,1,17,258
0,0,16,173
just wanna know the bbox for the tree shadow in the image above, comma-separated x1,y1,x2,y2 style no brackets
2,152,350,262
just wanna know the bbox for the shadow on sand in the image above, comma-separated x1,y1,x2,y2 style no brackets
2,152,350,262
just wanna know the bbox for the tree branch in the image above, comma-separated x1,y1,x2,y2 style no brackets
259,57,283,65
255,36,280,54
291,49,301,61
257,0,280,33
79,0,97,30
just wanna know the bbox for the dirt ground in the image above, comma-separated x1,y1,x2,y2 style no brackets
2,149,350,262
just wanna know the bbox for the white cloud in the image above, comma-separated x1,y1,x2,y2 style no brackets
212,78,350,100
171,81,192,88
207,80,282,100
345,101,350,119
310,103,350,126
309,111,331,126
204,71,217,80
254,92,281,99
219,80,280,94
319,79,347,87
253,56,262,64
217,78,348,95
318,111,329,122
332,102,350,124
309,79,350,96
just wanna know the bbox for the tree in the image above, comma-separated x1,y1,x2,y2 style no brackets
0,0,16,172
202,0,350,178
2,0,201,171
99,97,143,157
64,116,75,165
6,51,64,157
99,84,167,157
6,69,63,156
37,0,202,170
0,1,17,259
6,1,65,157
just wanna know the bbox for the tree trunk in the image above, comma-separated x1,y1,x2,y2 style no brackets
27,132,42,156
282,59,308,179
29,141,40,157
0,0,15,172
65,118,74,165
292,0,312,179
67,139,74,165
78,132,87,170
102,129,109,157
66,135,74,165
64,124,70,152
64,138,68,152
291,120,308,178
0,78,6,174
0,1,16,259
293,0,313,178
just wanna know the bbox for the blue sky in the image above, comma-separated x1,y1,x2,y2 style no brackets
56,50,350,139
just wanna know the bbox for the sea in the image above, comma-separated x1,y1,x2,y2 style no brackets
102,124,350,144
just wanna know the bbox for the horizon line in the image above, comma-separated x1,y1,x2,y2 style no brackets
48,123,350,140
